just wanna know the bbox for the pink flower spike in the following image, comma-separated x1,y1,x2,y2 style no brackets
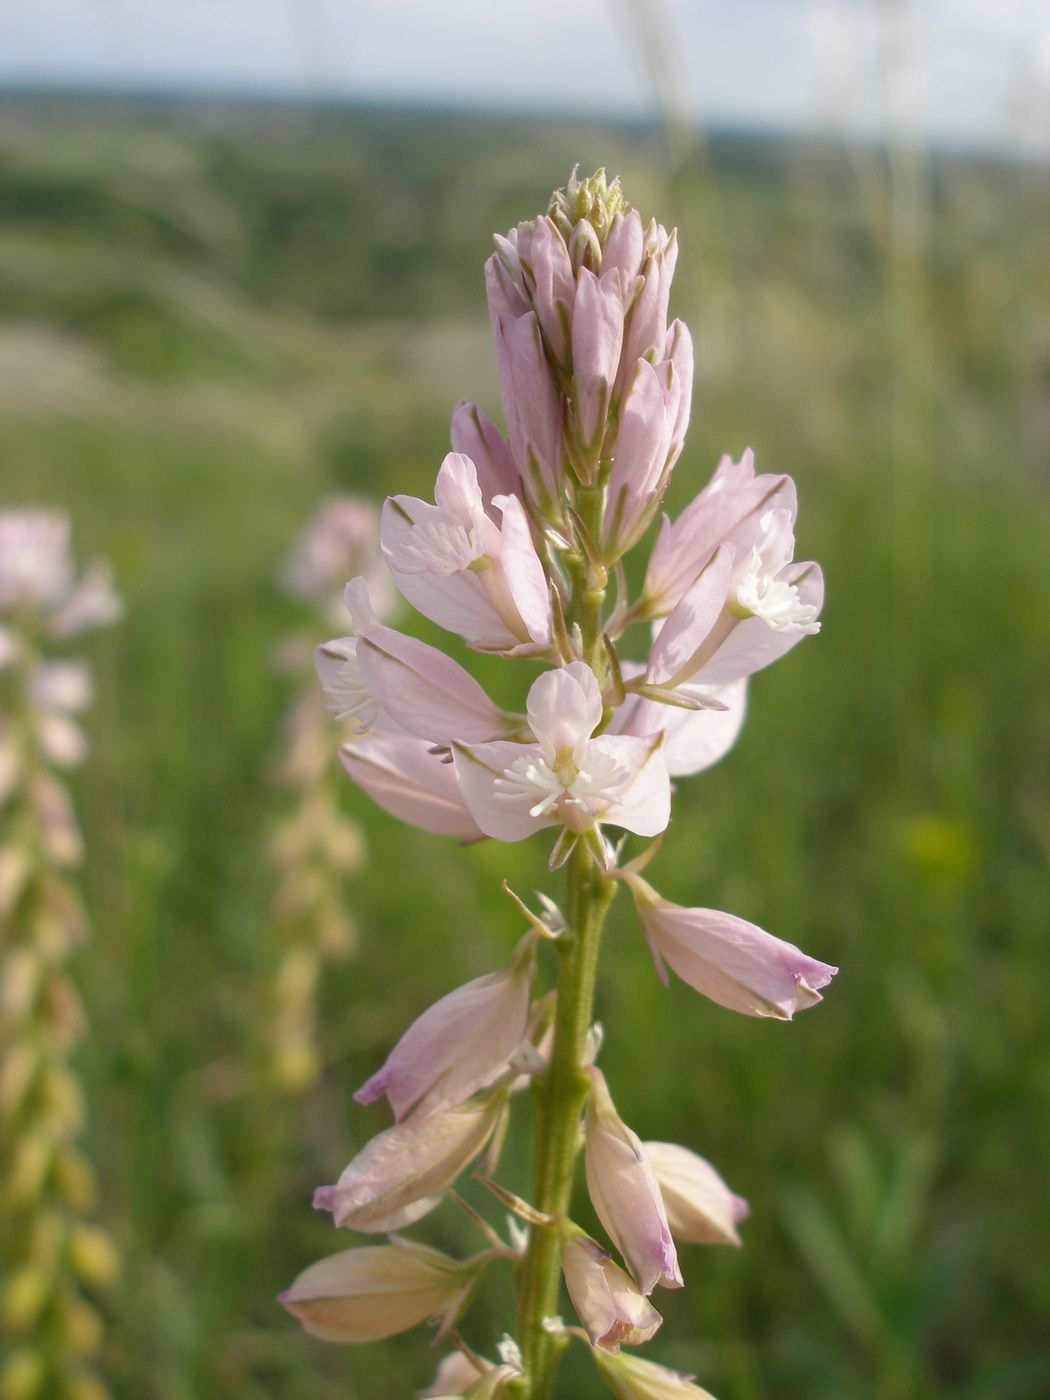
561,1233,663,1353
338,734,483,838
453,663,670,844
314,1088,507,1232
624,873,837,1019
644,1142,750,1246
584,1066,682,1295
355,932,536,1121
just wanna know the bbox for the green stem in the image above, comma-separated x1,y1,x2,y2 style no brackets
515,846,616,1397
513,477,616,1399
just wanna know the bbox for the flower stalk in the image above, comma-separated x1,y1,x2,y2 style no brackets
282,170,833,1400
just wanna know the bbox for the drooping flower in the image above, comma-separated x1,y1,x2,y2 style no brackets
561,1232,663,1353
453,663,670,846
592,1349,718,1400
381,453,551,653
355,933,536,1121
622,872,837,1019
583,1066,681,1296
279,1239,487,1344
643,1142,749,1247
314,1088,508,1233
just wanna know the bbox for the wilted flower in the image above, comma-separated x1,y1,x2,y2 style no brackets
584,1066,681,1295
279,1239,487,1344
313,1087,508,1232
623,872,837,1019
561,1232,663,1353
355,932,536,1120
644,1142,749,1246
453,663,669,845
592,1349,718,1400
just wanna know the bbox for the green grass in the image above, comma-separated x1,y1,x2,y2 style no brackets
0,95,1048,1399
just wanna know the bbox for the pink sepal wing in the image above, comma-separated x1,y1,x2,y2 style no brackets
338,734,483,838
356,630,505,744
646,545,735,686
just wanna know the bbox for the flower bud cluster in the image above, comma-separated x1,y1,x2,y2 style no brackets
265,497,391,1092
0,510,121,1400
283,173,836,1399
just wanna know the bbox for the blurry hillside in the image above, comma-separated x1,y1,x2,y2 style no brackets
0,96,1048,1400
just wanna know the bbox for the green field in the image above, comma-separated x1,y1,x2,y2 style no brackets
0,95,1048,1399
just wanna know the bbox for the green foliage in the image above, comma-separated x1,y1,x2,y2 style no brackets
0,95,1047,1398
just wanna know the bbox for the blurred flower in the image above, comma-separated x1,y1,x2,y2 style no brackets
282,494,394,627
0,511,121,636
643,1142,749,1246
561,1232,663,1352
584,1066,681,1296
623,872,837,1019
280,1239,487,1344
356,932,536,1120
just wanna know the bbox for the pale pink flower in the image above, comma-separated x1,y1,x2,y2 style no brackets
30,661,92,713
561,1233,663,1353
643,1142,749,1247
279,1238,485,1344
453,663,670,844
313,1088,507,1232
337,733,483,838
593,1349,718,1400
642,449,796,618
419,1352,492,1398
381,453,551,652
623,872,837,1019
646,505,823,690
355,933,536,1121
584,1066,681,1296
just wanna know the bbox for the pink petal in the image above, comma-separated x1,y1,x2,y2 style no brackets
357,630,504,744
690,562,824,685
339,734,483,837
646,544,735,686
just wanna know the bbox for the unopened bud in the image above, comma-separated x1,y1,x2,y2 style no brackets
592,1349,718,1399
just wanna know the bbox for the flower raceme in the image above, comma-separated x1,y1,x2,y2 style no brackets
284,171,835,1400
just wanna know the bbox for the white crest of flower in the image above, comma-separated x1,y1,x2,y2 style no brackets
733,509,820,634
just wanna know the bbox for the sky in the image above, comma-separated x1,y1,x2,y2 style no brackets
2,0,1049,154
